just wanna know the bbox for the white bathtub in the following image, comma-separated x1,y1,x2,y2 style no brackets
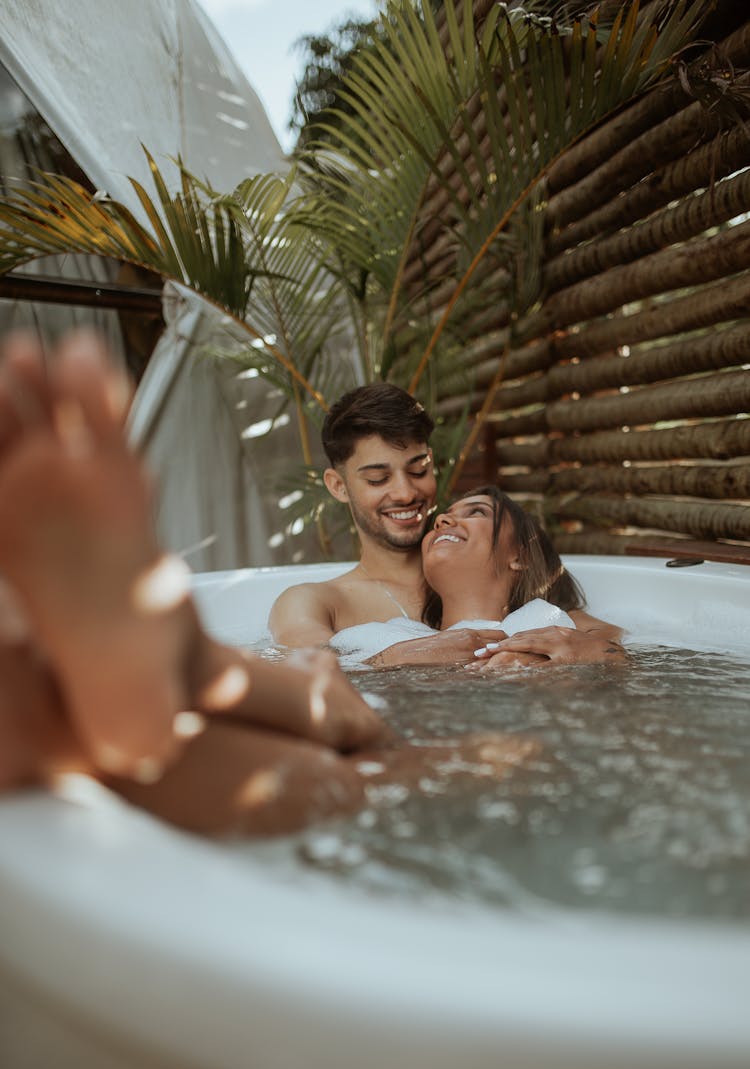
1,556,749,1069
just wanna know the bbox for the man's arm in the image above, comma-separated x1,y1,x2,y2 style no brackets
366,628,511,667
471,625,626,668
569,609,623,642
269,583,337,647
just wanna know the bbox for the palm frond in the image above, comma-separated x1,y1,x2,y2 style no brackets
274,464,356,553
292,0,706,396
402,0,706,390
0,153,342,411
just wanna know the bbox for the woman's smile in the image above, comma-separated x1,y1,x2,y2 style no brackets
424,495,496,558
432,532,464,545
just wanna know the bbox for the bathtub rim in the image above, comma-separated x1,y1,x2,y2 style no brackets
2,553,750,1068
2,789,750,1069
192,553,750,656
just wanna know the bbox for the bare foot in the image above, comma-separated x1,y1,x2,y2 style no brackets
0,331,196,779
0,332,387,786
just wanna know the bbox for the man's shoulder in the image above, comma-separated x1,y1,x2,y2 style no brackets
273,574,347,611
279,564,360,600
269,567,358,633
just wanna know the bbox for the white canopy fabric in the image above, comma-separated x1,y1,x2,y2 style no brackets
0,0,286,212
131,283,338,572
0,0,336,569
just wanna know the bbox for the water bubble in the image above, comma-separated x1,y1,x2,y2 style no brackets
365,783,410,807
392,821,418,839
477,799,520,824
359,691,389,711
571,850,608,894
299,833,366,869
418,777,446,796
339,843,367,867
300,833,343,864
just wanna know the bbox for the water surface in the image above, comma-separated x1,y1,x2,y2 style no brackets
289,647,750,920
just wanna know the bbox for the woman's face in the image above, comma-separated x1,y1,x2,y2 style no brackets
421,494,518,590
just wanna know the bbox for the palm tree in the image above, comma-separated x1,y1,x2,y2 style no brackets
0,0,708,534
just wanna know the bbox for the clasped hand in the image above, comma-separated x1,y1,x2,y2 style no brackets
367,628,509,667
469,626,626,670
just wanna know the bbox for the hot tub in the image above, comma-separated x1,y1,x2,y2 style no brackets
1,556,749,1069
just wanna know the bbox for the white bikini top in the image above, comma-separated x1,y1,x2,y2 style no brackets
330,598,575,665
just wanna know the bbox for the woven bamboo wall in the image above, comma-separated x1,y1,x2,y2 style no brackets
426,2,750,563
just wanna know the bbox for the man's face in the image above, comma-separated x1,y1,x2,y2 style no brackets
325,435,437,551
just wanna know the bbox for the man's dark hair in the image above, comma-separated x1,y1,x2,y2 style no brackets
322,383,435,466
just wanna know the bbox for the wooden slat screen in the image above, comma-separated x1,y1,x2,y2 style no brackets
421,3,750,563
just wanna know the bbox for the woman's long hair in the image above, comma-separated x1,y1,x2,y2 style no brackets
422,486,585,629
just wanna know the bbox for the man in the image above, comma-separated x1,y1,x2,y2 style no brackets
270,384,441,643
270,384,622,664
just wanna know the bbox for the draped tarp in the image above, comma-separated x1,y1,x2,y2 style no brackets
0,0,331,569
0,0,285,212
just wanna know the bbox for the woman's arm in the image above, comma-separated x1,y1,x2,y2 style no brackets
365,628,509,667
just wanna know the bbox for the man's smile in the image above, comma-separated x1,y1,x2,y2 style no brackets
381,506,424,524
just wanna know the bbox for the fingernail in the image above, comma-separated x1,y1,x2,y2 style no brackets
486,642,501,651
474,647,487,657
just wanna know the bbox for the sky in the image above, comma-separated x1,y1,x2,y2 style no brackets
197,0,379,152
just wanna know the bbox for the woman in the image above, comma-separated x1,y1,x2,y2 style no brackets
332,487,622,667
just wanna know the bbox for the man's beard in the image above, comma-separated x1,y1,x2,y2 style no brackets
349,498,427,550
